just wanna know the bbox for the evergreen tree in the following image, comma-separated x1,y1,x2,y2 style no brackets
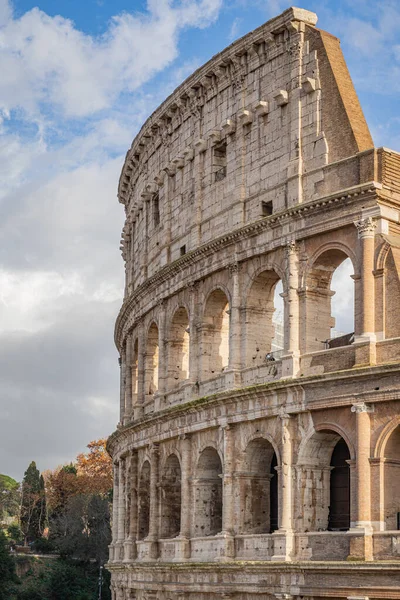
20,462,46,543
0,530,17,599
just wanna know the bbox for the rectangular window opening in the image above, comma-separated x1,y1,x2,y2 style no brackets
153,193,160,227
213,142,227,182
262,201,273,217
180,245,186,256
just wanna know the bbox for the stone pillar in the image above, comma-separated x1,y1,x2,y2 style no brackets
187,282,199,385
119,350,126,424
282,241,300,378
227,264,242,382
177,434,191,559
157,300,167,399
349,402,374,560
354,217,377,365
110,461,119,562
220,424,235,560
124,450,138,561
148,443,159,559
124,334,132,423
135,320,145,418
116,457,126,560
272,413,293,561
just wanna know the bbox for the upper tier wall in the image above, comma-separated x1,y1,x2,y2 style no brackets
118,8,374,297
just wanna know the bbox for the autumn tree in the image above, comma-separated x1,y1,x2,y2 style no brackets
20,462,46,543
76,439,112,495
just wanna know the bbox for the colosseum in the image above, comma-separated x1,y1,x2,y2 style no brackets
107,6,400,600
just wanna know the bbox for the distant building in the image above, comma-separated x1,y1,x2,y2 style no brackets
107,7,400,600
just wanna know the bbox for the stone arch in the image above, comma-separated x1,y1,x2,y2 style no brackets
145,322,159,396
302,245,356,353
240,437,278,534
167,306,190,388
194,446,223,537
244,269,283,366
382,424,400,530
374,416,400,459
200,288,230,379
160,453,182,538
240,430,281,467
296,427,351,532
138,460,151,540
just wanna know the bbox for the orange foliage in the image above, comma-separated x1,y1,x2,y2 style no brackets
45,439,112,511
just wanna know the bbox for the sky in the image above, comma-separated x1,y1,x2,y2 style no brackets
0,0,399,481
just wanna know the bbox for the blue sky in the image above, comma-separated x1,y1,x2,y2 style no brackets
0,0,399,480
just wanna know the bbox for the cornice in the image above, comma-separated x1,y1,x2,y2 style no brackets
106,360,400,455
114,181,380,348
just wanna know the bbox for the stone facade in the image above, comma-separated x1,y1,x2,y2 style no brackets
107,7,400,600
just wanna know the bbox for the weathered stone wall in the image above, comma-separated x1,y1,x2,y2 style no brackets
108,6,400,600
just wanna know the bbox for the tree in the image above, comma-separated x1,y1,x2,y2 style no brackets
20,462,46,543
76,439,112,495
0,474,20,522
0,530,17,599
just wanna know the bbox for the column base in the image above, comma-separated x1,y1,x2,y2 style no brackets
353,338,376,367
347,526,374,561
214,532,235,562
113,541,124,562
174,536,191,561
223,368,242,388
280,353,300,379
123,538,137,562
271,529,294,561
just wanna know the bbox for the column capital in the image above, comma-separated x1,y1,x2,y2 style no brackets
351,402,374,414
186,280,199,293
285,239,298,256
355,216,376,239
227,262,241,276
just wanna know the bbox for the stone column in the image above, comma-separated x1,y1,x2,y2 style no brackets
354,217,377,365
177,434,191,559
220,424,235,560
135,320,145,418
349,402,374,560
110,461,119,562
272,413,293,561
124,450,138,561
157,300,167,400
119,350,126,424
116,457,126,560
124,334,132,422
148,443,159,559
227,264,242,382
187,282,199,385
282,241,300,378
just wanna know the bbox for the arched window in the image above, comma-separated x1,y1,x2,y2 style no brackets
201,290,229,378
304,250,354,353
138,461,151,540
194,447,223,536
160,454,182,538
384,425,400,530
241,438,278,534
297,430,351,532
245,270,282,365
145,323,159,396
168,307,190,388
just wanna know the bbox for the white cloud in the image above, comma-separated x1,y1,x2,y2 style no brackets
0,0,222,118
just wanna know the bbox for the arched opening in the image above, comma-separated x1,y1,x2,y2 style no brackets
160,454,182,538
297,430,351,532
194,447,223,537
303,250,354,353
245,270,282,366
328,438,350,531
201,289,230,378
131,338,138,406
384,425,400,530
168,307,190,388
384,250,400,339
145,323,159,396
138,461,151,540
241,438,278,534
